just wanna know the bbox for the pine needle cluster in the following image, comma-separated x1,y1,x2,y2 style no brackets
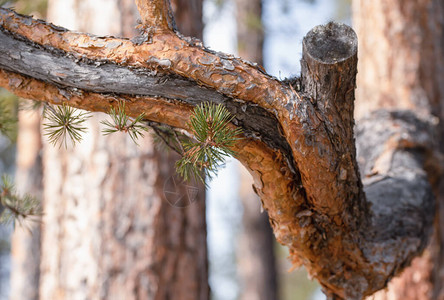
43,103,91,148
0,98,241,223
0,175,41,226
101,101,148,145
175,102,242,184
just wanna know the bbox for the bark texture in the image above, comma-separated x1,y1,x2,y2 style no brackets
9,106,43,300
353,0,444,299
0,1,437,298
37,1,208,299
235,1,278,299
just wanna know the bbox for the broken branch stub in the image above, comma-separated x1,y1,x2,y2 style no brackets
296,22,365,220
290,22,434,299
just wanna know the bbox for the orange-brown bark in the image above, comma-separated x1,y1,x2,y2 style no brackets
0,67,301,250
0,3,437,298
135,0,175,32
0,7,350,237
0,8,286,112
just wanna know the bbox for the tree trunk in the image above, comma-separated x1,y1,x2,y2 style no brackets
235,1,278,299
353,0,444,299
36,1,208,299
9,105,43,300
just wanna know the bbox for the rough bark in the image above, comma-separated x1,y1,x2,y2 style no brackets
0,1,437,298
36,1,208,299
9,106,42,300
235,1,278,299
353,0,444,299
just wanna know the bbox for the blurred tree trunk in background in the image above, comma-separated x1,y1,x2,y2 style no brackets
170,0,203,40
235,1,278,299
10,1,208,299
9,105,42,300
353,0,444,299
9,6,47,300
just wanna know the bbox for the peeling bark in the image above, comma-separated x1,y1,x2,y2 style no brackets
0,2,437,298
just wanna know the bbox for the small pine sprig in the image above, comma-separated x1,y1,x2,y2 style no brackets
43,103,91,148
0,175,41,226
176,102,242,184
101,101,148,145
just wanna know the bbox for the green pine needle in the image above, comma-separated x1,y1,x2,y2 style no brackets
0,175,41,225
43,103,91,149
176,102,242,185
101,101,148,145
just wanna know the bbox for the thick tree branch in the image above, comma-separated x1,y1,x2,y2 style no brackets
0,8,286,111
0,67,303,249
0,8,436,299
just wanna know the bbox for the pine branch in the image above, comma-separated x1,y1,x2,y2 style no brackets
0,175,41,226
43,103,91,148
101,101,148,145
176,102,242,185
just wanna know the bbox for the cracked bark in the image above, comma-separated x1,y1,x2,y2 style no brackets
0,1,438,298
353,0,444,299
